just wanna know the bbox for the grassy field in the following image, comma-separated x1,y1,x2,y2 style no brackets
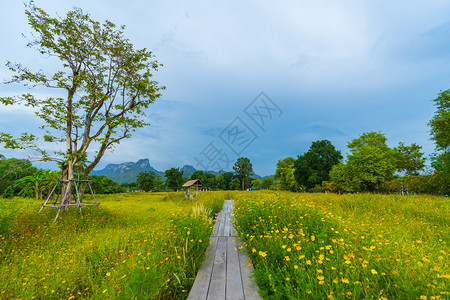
1,191,448,299
0,191,228,299
233,191,449,299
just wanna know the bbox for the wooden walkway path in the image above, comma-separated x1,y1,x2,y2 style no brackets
188,200,262,300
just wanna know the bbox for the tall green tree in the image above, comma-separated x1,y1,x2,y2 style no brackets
136,171,157,192
0,2,164,206
262,177,274,190
164,168,183,191
89,175,125,194
232,157,253,190
217,172,234,190
229,178,242,190
0,158,37,194
428,89,449,177
429,89,450,151
251,179,262,189
190,170,205,181
274,157,299,191
331,132,396,192
294,140,342,189
393,142,425,175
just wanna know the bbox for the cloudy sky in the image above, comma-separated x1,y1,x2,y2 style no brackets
1,0,449,176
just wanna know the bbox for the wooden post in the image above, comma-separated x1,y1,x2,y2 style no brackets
39,178,100,221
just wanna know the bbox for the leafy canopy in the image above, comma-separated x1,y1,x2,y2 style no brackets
274,157,299,192
136,171,158,192
164,168,183,191
331,132,396,192
428,89,450,151
293,140,342,189
0,1,164,181
393,142,425,175
233,157,253,190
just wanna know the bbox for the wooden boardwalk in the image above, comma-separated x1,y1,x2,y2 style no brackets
188,200,262,300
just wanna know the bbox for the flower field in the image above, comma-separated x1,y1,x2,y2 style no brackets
233,191,449,299
0,192,227,299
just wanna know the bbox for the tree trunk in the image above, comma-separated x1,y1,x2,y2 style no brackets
60,162,74,211
241,177,245,191
77,180,86,203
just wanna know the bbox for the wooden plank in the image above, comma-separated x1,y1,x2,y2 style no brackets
207,236,227,299
212,213,220,236
230,221,238,237
224,213,231,237
237,240,262,299
226,237,245,300
188,236,219,300
216,212,225,236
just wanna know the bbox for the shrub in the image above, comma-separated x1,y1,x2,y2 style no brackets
1,186,14,199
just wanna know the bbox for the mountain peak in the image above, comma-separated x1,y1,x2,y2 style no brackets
92,158,161,183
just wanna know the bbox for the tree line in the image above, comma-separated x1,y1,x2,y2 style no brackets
272,88,449,195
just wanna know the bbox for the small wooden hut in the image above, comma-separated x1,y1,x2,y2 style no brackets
182,179,204,198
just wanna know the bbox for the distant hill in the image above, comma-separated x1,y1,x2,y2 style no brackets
91,158,163,183
91,158,269,183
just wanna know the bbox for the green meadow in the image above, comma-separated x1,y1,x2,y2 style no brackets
0,192,227,299
1,191,449,299
233,191,449,299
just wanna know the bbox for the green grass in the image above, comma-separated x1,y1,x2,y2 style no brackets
0,191,226,299
233,191,449,299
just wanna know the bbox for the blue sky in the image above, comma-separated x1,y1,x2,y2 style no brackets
1,0,450,176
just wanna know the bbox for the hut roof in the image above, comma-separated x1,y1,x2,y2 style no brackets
182,179,204,187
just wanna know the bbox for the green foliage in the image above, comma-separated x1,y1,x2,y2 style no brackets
164,168,183,191
190,170,204,181
233,157,253,190
229,178,241,190
382,173,449,195
251,179,262,189
332,132,396,192
262,177,274,190
274,157,300,191
0,2,164,184
0,192,231,299
1,186,15,199
216,172,234,190
428,89,450,151
190,171,217,189
393,142,425,175
0,158,37,194
315,181,342,193
89,175,125,194
294,140,343,189
136,171,159,192
428,89,450,179
14,169,59,200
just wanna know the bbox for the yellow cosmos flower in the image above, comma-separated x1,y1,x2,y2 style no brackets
259,251,267,258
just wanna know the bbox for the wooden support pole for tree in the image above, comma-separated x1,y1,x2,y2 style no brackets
39,178,100,221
